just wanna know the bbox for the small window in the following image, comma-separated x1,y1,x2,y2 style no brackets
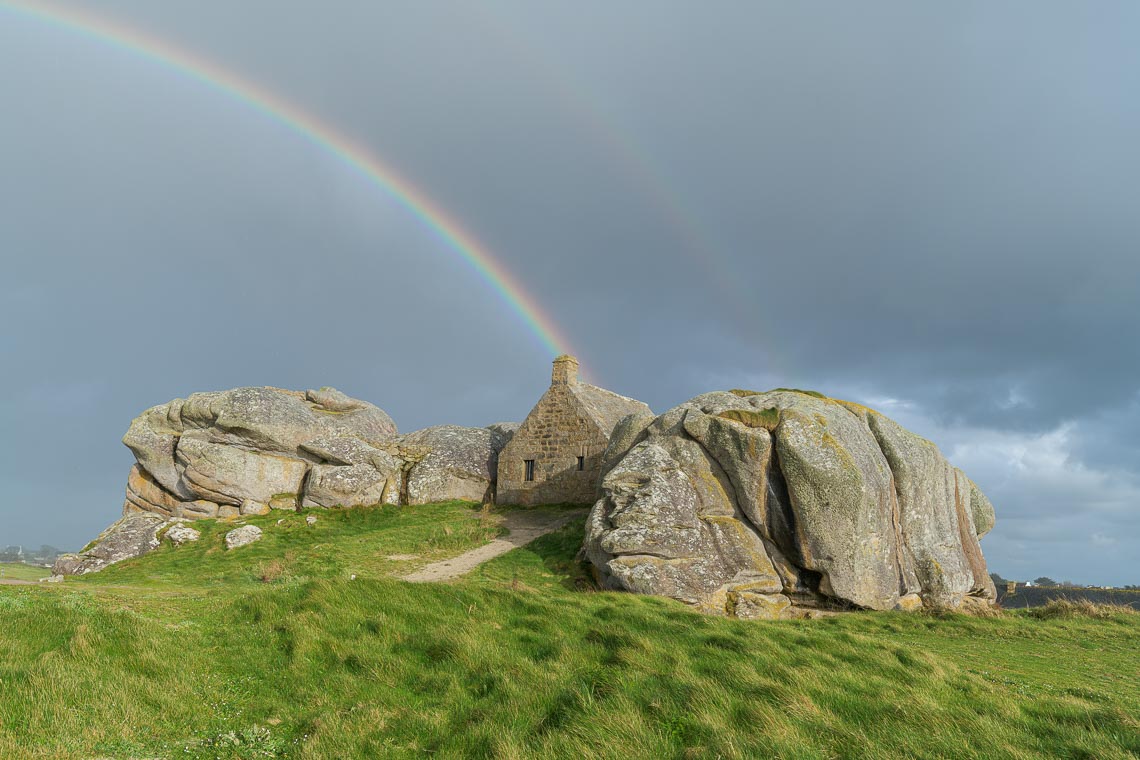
524,459,535,482
577,456,585,471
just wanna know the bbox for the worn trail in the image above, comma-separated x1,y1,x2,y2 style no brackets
402,508,586,583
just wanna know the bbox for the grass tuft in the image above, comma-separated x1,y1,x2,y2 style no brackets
1026,598,1137,620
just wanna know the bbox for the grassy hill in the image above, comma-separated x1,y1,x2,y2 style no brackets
1,502,1137,759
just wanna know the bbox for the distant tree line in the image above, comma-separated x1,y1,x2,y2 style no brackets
0,545,63,566
989,572,1136,590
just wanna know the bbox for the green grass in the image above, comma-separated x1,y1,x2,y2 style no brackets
2,503,1138,759
83,500,504,592
0,562,49,582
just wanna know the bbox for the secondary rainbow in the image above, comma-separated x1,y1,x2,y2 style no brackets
1,0,577,360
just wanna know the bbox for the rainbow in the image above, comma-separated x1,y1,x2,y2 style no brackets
0,0,577,360
471,5,787,376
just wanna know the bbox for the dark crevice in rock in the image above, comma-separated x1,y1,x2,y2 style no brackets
764,447,802,567
771,443,839,605
296,466,313,511
885,474,911,597
796,568,825,598
785,585,856,611
399,463,412,507
680,425,809,598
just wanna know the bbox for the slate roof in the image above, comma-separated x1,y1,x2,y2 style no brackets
568,383,652,437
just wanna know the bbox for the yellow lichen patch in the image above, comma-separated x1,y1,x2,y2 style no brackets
729,389,763,397
716,407,780,431
818,431,862,478
692,467,732,509
834,399,880,419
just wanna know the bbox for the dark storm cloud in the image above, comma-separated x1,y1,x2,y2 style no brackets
1,1,1137,583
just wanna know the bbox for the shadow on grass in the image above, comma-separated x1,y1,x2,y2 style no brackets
473,517,597,592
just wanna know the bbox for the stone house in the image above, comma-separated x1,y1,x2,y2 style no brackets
496,355,652,505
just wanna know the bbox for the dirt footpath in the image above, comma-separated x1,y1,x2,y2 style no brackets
402,508,586,583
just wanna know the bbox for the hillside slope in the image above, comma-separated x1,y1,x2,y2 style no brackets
2,502,1137,759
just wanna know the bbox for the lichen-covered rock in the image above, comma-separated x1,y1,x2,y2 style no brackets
585,434,786,617
240,499,271,516
965,475,996,538
78,386,412,573
305,387,369,413
165,524,201,546
599,411,656,475
302,463,393,508
109,388,523,554
297,437,403,508
729,589,793,619
180,499,221,519
122,408,195,500
400,425,502,504
119,386,398,519
300,436,391,467
224,525,262,550
53,513,169,575
586,389,998,617
485,422,520,447
173,386,396,453
176,434,309,507
124,463,183,517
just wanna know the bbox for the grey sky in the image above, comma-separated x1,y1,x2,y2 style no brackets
1,1,1137,584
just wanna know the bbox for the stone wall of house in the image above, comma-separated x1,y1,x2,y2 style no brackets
496,383,608,506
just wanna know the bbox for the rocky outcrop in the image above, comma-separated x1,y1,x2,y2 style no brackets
59,386,522,575
401,425,511,504
303,463,393,509
585,389,998,618
113,385,517,519
52,513,169,575
72,377,999,612
119,386,399,518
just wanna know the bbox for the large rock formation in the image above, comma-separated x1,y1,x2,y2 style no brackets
585,389,997,617
57,386,518,575
64,379,999,609
121,386,398,518
401,425,512,504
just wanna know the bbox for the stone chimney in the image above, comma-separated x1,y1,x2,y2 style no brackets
551,355,579,386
